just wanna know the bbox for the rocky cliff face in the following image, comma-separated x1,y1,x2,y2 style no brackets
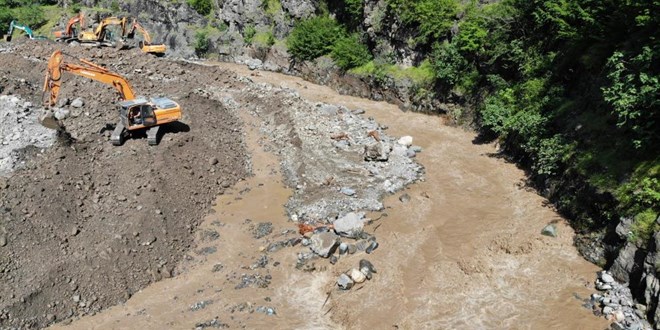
609,218,660,327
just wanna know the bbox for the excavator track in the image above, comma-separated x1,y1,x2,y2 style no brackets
147,125,160,146
110,122,125,146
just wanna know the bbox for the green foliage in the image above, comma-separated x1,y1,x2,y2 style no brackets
330,34,371,70
187,0,212,16
253,30,275,48
629,209,659,244
262,0,281,17
342,0,363,17
350,59,434,86
430,41,468,86
243,25,256,44
286,16,345,62
194,30,210,56
387,0,459,44
11,4,46,28
110,0,120,12
602,47,659,148
615,163,660,214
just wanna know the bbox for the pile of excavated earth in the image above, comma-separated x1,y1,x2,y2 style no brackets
0,40,251,328
0,40,423,328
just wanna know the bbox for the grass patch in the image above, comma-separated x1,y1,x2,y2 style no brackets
263,0,282,17
35,5,69,37
350,60,435,85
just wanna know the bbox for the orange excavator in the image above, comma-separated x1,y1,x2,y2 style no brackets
53,13,85,41
78,16,128,47
125,19,167,56
42,50,182,145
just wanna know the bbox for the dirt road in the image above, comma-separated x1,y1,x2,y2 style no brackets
50,62,609,329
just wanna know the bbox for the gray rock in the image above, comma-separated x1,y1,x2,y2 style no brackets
337,273,354,290
54,108,70,120
0,234,6,247
406,149,416,158
70,227,79,237
338,242,348,255
615,217,633,238
246,58,263,70
359,259,376,273
333,212,364,238
70,98,84,108
317,104,338,116
541,224,557,237
410,145,423,153
309,232,339,258
352,109,365,115
359,259,376,280
366,240,379,254
364,142,389,161
597,283,613,291
399,193,411,203
340,187,356,196
603,306,614,315
601,272,615,284
610,242,637,283
347,243,357,254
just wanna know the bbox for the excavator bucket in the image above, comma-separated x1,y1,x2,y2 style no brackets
39,111,61,130
4,34,11,42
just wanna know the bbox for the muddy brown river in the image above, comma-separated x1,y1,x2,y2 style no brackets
52,63,608,329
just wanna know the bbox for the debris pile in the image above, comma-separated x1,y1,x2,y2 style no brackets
585,271,652,330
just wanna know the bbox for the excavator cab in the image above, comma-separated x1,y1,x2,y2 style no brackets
119,98,156,128
115,97,180,145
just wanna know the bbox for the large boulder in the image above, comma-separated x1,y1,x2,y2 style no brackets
333,212,365,238
309,231,339,258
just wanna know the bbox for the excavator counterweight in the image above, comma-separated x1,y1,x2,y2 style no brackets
42,50,182,145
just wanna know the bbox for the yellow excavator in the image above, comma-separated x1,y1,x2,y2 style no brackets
125,19,166,55
42,50,182,145
78,16,127,47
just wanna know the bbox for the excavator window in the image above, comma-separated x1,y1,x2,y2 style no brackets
140,104,156,126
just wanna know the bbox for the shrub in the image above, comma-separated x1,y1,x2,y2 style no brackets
187,0,212,16
286,16,345,62
262,0,281,17
253,30,275,48
194,30,209,56
430,41,468,87
330,34,371,70
110,0,120,12
629,209,659,244
243,25,256,44
387,0,459,44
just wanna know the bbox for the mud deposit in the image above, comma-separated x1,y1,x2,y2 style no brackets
0,40,250,328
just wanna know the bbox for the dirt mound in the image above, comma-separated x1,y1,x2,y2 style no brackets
0,40,250,328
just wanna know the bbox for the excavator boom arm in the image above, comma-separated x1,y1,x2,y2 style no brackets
127,21,152,44
65,13,84,35
43,50,136,107
7,21,35,38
